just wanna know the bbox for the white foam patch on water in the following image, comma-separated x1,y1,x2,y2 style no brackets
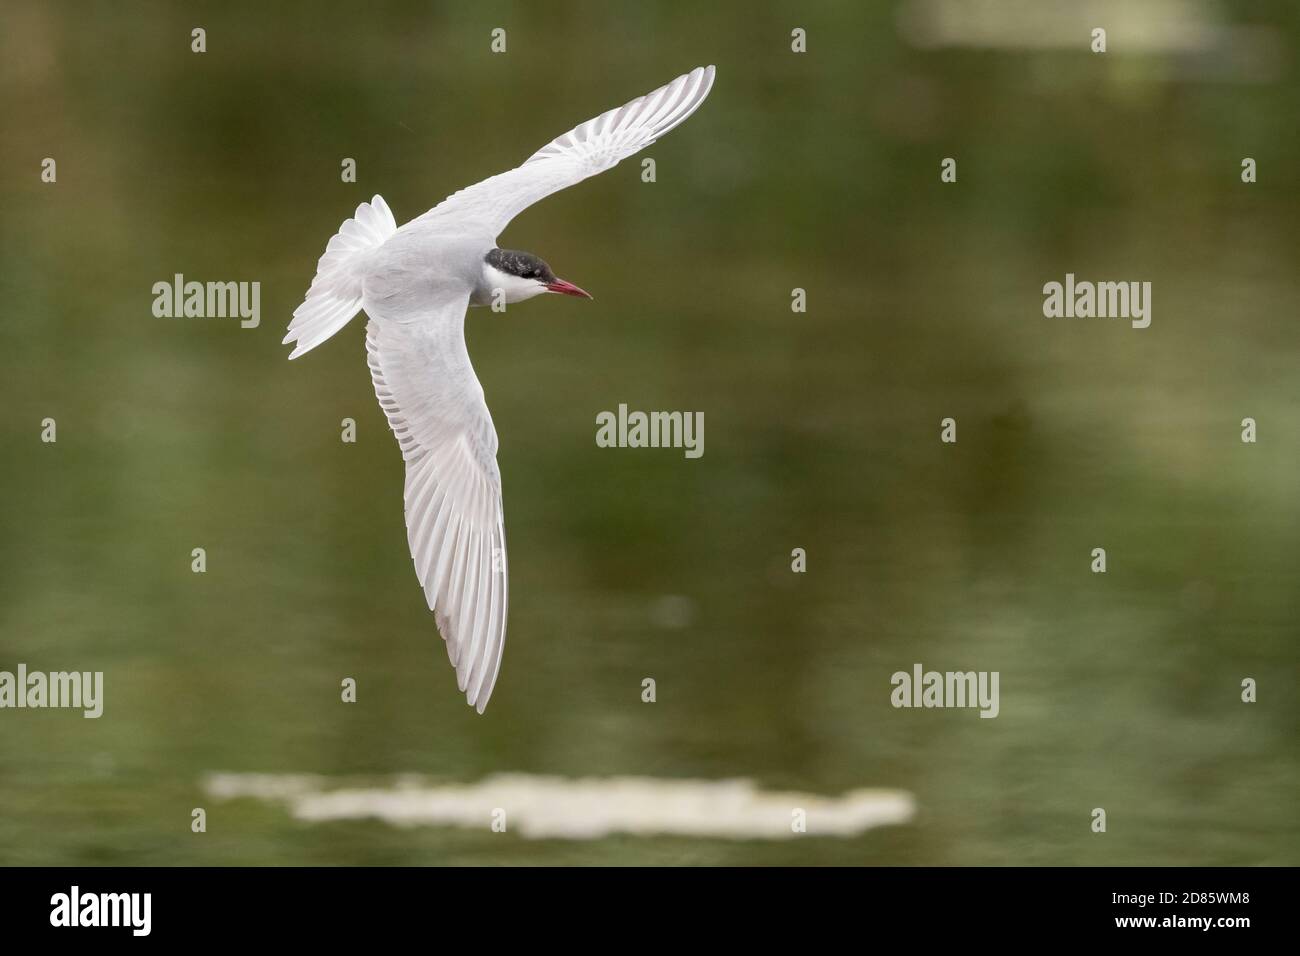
203,773,915,840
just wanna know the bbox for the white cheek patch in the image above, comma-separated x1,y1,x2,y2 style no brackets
483,263,546,305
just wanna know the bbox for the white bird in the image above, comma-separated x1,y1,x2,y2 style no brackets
285,66,717,713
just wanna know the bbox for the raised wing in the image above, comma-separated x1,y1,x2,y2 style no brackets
365,294,507,713
410,65,716,238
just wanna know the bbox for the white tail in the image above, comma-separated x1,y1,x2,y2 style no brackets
284,195,397,360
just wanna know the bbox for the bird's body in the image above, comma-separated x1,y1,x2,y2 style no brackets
285,66,716,712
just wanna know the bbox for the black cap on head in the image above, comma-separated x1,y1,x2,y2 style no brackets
485,248,556,283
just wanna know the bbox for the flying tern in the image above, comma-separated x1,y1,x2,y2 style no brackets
284,66,717,712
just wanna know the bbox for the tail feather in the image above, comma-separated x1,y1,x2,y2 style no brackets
284,195,396,360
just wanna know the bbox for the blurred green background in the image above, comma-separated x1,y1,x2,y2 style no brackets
1,0,1297,865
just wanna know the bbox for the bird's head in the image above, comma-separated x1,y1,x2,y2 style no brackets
482,248,592,305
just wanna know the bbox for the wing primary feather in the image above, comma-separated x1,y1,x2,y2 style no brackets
417,487,453,595
470,524,506,708
469,531,496,696
453,532,485,693
474,522,509,713
441,517,469,668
